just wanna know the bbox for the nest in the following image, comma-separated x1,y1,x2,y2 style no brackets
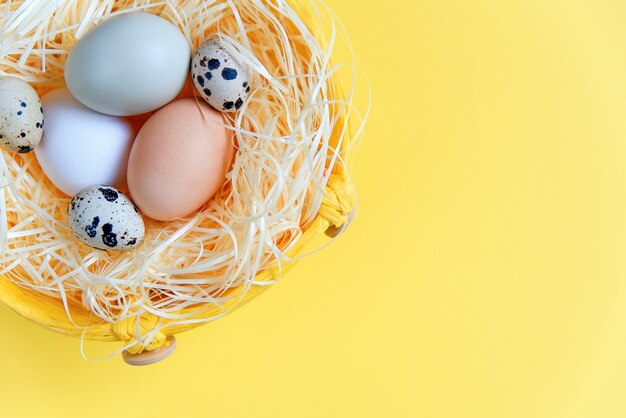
0,0,367,356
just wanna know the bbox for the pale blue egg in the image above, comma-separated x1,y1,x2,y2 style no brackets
65,12,190,116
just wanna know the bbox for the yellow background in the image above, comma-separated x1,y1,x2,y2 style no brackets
2,0,626,417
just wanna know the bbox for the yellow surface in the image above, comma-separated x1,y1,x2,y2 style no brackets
2,0,626,417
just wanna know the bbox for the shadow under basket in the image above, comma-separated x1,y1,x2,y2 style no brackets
0,0,361,364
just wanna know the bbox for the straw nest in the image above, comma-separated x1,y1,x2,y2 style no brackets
0,0,367,355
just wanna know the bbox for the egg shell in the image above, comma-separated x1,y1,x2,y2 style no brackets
127,98,234,221
191,39,251,113
0,77,44,153
34,88,134,196
65,12,191,116
68,185,144,251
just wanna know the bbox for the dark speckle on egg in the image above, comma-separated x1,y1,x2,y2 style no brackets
235,98,244,110
101,223,118,247
98,187,119,202
223,101,235,110
208,58,220,70
21,102,26,108
20,132,26,138
205,72,213,80
196,75,205,87
203,88,212,97
17,145,32,153
222,68,238,80
84,216,100,238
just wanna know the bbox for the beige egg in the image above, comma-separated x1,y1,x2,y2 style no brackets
0,77,44,153
127,98,234,221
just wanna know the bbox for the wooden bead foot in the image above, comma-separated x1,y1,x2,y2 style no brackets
122,335,177,366
325,204,358,238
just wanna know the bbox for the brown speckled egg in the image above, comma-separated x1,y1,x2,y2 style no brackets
0,77,44,153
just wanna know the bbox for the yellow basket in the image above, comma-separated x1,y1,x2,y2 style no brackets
0,0,358,364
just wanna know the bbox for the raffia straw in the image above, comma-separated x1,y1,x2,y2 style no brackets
0,0,369,344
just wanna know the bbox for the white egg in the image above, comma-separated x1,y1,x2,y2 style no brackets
191,39,251,113
34,88,134,196
68,185,144,251
0,77,44,153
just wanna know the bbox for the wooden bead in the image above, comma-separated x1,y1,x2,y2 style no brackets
122,335,177,366
325,205,357,238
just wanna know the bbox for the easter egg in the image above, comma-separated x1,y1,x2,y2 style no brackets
191,39,251,112
0,77,44,153
127,98,234,221
34,88,134,196
68,185,144,251
65,12,190,116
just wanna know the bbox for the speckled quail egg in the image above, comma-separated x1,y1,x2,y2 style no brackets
68,185,144,251
191,39,251,113
0,77,44,153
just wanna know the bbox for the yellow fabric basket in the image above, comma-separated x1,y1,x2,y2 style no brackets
0,0,359,363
